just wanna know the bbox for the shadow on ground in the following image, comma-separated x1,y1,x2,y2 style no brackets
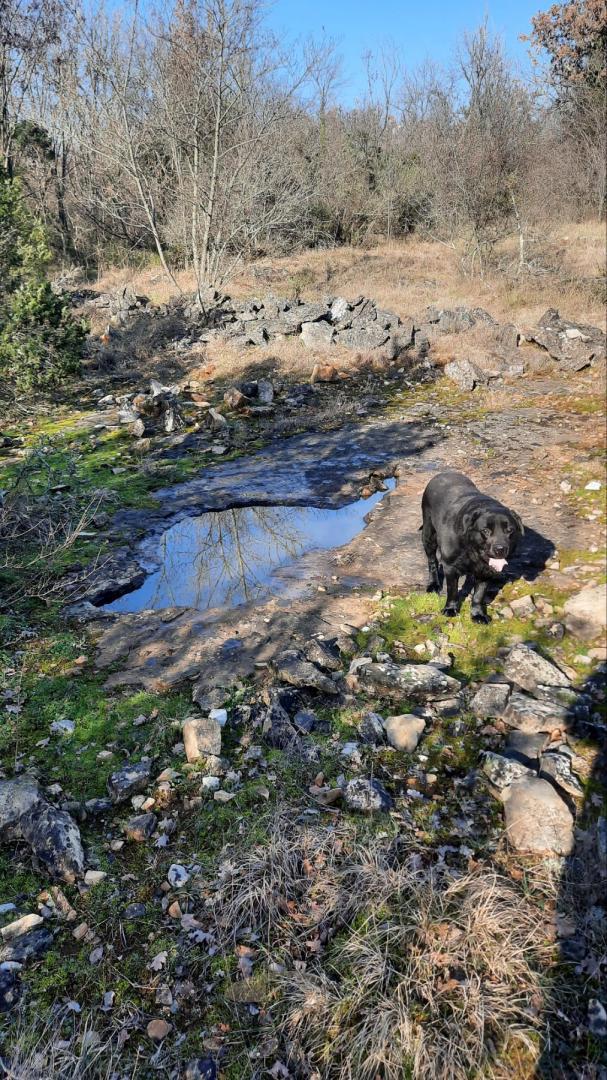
538,669,607,1077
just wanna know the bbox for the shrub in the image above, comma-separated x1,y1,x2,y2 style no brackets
0,171,86,393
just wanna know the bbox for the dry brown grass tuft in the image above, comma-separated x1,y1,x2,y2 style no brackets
281,860,548,1079
206,816,551,1080
0,1014,116,1078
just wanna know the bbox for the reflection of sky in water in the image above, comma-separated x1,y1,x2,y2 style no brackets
105,482,394,613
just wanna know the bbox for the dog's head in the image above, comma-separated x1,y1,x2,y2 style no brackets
463,504,524,566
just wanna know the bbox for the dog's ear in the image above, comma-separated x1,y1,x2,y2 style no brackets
461,507,483,536
510,510,524,537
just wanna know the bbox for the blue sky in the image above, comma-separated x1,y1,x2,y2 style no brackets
267,0,543,104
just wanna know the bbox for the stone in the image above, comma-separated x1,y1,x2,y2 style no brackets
470,682,511,719
147,1019,172,1041
504,730,550,767
527,309,606,370
168,864,189,888
495,322,519,350
443,359,488,391
184,1057,218,1080
257,378,274,404
83,870,107,887
223,388,250,411
0,778,85,883
209,707,228,727
357,712,386,745
0,968,20,1012
329,297,351,323
540,751,584,798
183,716,222,761
301,321,334,349
481,752,533,792
357,660,460,701
375,308,401,330
201,776,221,792
292,710,318,734
502,777,574,855
383,714,426,752
0,928,53,965
502,644,570,695
0,776,42,831
304,638,342,672
502,691,566,733
344,778,394,813
49,717,75,736
588,999,607,1038
1,914,44,942
340,741,362,764
296,301,331,324
124,813,157,842
107,760,152,803
335,326,390,351
271,649,338,694
124,903,147,920
262,698,301,753
509,595,536,617
263,685,301,713
392,318,414,350
564,584,607,640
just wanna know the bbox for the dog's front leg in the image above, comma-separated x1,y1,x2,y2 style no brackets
443,568,459,617
471,579,490,624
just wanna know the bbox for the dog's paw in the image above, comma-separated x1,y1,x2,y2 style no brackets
443,604,458,618
471,609,491,624
426,580,441,594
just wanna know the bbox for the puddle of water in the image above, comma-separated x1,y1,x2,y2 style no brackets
104,481,395,613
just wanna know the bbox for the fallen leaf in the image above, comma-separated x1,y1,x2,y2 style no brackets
149,950,168,972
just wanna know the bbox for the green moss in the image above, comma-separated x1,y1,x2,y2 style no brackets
1,628,192,799
0,852,41,904
376,590,543,681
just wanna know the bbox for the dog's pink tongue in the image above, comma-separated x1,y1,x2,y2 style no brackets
488,557,508,572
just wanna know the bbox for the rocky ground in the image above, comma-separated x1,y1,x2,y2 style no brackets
0,281,605,1079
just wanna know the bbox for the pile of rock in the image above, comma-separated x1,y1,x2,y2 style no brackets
116,379,184,437
472,643,589,855
86,283,150,325
522,308,607,372
198,293,412,357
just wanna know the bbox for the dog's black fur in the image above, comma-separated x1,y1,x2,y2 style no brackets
421,470,524,623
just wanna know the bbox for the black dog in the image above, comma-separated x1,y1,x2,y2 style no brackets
421,470,524,623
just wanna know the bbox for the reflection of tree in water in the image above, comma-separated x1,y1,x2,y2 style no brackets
149,505,313,610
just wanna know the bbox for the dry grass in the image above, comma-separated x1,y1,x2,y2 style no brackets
0,1015,115,1078
206,816,551,1080
96,221,606,331
186,334,407,387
